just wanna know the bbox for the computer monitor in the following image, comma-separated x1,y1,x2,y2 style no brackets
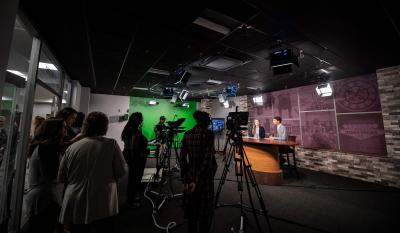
208,118,225,133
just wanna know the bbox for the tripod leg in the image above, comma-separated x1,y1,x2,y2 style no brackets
214,141,235,208
242,150,273,233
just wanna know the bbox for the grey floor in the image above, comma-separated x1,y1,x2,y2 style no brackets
116,154,400,233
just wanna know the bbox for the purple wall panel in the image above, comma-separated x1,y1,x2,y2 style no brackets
300,111,338,149
334,74,381,113
272,89,299,119
249,93,273,118
299,84,334,111
248,73,386,155
337,113,386,155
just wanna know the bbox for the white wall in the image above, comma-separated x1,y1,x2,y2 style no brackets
89,93,130,148
32,103,52,118
79,87,90,114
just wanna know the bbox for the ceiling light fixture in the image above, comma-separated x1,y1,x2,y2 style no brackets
206,79,223,85
148,68,170,76
223,100,230,108
179,89,189,100
132,87,148,91
316,83,333,97
7,69,27,80
320,68,330,74
39,62,58,71
193,17,231,35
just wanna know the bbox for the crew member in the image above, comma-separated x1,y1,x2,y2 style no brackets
154,115,167,140
180,111,217,233
269,116,287,140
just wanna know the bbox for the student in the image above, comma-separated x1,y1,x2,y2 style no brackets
248,119,265,139
269,116,287,140
121,112,149,208
23,119,65,233
180,111,217,233
58,112,127,233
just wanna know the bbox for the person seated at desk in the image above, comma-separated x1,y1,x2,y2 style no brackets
269,116,287,140
248,119,265,139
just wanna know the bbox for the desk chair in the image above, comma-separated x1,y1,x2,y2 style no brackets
280,135,299,178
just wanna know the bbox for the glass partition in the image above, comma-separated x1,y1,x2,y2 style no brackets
0,18,33,230
37,45,62,94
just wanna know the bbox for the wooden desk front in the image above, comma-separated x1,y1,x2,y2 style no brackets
242,138,298,186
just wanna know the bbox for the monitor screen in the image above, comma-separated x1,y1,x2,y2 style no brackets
208,118,225,132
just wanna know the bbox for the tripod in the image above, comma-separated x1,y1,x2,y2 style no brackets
214,130,273,233
144,128,184,232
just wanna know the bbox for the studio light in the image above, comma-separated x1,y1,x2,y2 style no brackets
253,95,263,106
316,83,333,97
7,69,27,80
223,100,230,108
179,89,189,100
218,93,226,103
170,94,178,103
148,99,159,105
39,62,58,71
182,102,190,108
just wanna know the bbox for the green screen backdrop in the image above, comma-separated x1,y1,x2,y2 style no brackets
129,97,197,143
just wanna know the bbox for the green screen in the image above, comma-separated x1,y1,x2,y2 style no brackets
129,97,198,143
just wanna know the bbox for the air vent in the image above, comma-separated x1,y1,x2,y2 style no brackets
200,55,246,71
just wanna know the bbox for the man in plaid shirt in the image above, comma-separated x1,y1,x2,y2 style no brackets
180,111,218,233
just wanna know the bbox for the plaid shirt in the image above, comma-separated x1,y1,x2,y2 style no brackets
180,125,217,218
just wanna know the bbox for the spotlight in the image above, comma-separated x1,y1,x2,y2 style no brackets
148,99,159,105
170,94,178,103
182,102,190,108
179,89,189,100
316,83,333,97
223,100,230,108
218,93,226,103
253,95,263,106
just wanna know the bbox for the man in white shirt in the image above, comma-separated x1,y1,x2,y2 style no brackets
269,116,287,140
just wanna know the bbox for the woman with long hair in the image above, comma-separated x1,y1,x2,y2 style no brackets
23,119,65,233
249,119,266,139
121,112,149,208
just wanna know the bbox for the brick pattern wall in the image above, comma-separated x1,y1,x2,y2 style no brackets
294,66,400,188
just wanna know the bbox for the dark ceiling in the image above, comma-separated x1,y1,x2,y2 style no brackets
19,0,400,100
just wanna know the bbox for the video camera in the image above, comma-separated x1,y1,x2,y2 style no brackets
226,111,249,132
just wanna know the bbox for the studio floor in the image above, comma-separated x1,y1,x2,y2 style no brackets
115,154,400,233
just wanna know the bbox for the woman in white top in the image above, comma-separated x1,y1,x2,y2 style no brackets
58,112,127,233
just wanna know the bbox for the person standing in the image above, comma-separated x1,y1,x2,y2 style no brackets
154,115,167,141
180,111,217,233
23,119,65,233
58,112,127,233
121,112,149,208
269,116,287,140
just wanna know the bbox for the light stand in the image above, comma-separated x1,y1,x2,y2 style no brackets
214,128,273,233
144,119,186,232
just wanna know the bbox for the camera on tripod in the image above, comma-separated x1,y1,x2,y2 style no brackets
226,111,249,132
